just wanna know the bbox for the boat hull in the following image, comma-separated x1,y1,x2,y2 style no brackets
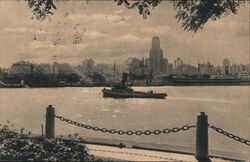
163,77,250,86
0,84,24,88
102,89,167,99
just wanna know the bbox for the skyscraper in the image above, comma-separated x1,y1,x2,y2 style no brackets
222,58,230,75
149,36,164,75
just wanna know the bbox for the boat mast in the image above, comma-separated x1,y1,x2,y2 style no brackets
52,55,57,75
198,56,201,78
112,61,116,84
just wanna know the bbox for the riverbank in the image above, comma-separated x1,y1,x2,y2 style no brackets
1,77,250,88
1,83,250,88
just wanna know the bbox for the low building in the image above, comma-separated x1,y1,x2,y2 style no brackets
167,63,173,75
198,62,214,75
214,66,223,76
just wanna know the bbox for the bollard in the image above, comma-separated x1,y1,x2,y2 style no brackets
45,105,55,138
195,112,210,162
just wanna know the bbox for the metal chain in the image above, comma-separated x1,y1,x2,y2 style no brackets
209,125,250,146
55,115,195,136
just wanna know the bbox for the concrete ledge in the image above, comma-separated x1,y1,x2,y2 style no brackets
86,144,234,162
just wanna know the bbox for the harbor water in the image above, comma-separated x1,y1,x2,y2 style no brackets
0,86,249,158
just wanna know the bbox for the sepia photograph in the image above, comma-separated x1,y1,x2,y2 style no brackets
0,0,249,161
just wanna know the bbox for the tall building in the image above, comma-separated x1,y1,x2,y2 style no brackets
173,57,184,74
149,36,164,75
174,57,183,69
222,58,231,75
161,58,168,74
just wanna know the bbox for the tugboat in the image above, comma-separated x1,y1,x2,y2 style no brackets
102,73,167,99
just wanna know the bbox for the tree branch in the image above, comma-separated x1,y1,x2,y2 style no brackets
26,0,247,32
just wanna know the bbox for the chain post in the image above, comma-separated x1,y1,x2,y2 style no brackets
45,105,55,138
195,112,210,162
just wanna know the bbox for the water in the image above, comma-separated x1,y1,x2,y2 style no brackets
0,86,249,158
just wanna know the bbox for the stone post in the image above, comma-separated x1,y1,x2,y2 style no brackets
195,112,210,162
45,105,55,138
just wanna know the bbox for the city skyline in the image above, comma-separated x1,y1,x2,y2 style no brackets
2,52,249,76
0,34,248,69
0,1,249,68
1,33,249,87
1,50,249,68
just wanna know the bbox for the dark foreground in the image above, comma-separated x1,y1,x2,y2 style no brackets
0,126,109,161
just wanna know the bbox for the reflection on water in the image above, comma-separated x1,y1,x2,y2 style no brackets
0,86,249,157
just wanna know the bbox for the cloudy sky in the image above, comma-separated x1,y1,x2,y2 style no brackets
0,1,249,67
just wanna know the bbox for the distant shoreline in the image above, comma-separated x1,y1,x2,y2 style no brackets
1,83,250,88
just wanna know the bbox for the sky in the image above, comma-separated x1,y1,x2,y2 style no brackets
0,0,249,68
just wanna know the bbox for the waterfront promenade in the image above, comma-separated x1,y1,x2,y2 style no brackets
65,136,249,161
86,144,231,161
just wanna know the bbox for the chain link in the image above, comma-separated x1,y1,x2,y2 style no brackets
209,125,250,146
56,115,250,146
55,115,195,136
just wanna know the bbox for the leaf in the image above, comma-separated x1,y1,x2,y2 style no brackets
117,0,124,5
52,3,56,10
139,6,143,15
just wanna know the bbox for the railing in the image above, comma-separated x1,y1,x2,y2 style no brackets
45,105,250,162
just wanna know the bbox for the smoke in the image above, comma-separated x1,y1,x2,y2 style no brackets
55,63,85,78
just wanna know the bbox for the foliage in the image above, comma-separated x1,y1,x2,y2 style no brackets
0,138,94,161
0,125,103,161
26,0,247,32
26,0,56,20
0,125,19,142
170,0,247,32
115,0,162,18
116,0,247,32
